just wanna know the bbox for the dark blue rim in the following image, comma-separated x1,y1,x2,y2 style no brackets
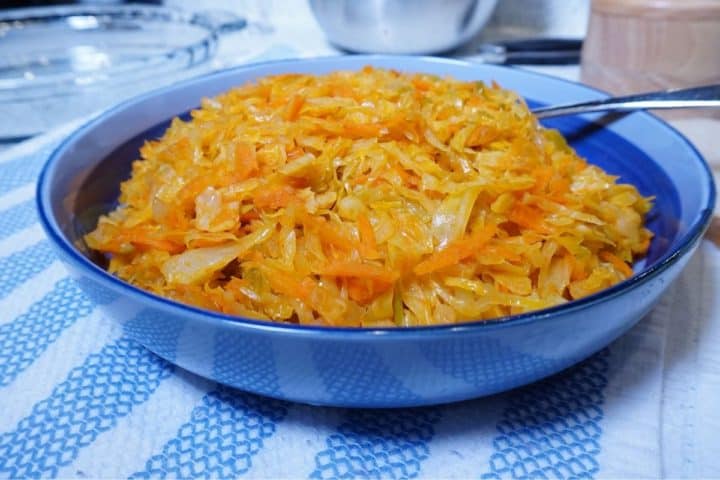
36,55,716,338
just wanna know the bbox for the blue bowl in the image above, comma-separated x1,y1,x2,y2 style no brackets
37,56,715,407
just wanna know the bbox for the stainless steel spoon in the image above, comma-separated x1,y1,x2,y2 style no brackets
532,84,720,119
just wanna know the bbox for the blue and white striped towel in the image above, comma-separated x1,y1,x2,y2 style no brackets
1,105,719,480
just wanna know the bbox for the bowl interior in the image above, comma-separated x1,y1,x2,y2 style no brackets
39,56,715,327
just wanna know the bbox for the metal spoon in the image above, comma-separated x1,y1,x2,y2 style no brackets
532,84,720,119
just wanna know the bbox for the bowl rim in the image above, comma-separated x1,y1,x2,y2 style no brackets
36,54,717,339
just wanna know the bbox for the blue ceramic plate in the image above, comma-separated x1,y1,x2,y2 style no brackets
37,56,715,407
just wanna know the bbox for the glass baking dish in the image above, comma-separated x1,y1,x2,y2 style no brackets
0,4,246,139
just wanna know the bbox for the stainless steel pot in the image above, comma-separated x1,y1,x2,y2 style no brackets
309,0,499,54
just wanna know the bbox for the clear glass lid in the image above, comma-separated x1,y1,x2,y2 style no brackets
0,4,246,101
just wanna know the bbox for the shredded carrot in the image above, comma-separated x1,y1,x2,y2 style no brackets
600,251,634,278
179,173,235,204
298,276,317,300
414,224,498,275
234,142,259,180
322,260,399,284
285,94,305,121
301,215,356,253
357,213,379,258
343,122,382,139
567,253,589,282
239,210,260,222
411,77,432,91
467,125,500,146
509,204,549,233
253,185,297,209
267,272,312,300
531,166,553,194
350,173,371,185
346,277,393,304
286,146,305,161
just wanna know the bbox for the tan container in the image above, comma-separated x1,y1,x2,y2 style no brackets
581,0,720,119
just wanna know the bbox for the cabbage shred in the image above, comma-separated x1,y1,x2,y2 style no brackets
85,67,653,327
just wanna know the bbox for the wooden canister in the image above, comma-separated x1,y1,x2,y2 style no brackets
581,0,720,118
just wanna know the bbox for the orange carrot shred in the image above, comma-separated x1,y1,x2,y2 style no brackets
234,142,259,180
343,122,382,139
321,261,399,284
357,214,379,258
346,277,393,304
509,204,549,233
285,94,305,121
253,185,297,209
600,251,634,278
411,78,432,91
414,224,498,275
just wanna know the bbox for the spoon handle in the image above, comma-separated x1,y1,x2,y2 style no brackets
533,84,720,119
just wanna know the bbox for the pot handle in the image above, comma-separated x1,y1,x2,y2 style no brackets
192,10,247,34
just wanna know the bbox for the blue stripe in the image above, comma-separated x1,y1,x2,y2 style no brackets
0,240,55,300
212,333,282,395
123,310,186,363
423,338,565,392
129,386,288,479
311,408,442,479
129,334,287,478
0,277,115,387
0,337,173,479
312,344,422,405
481,350,609,480
0,199,36,241
0,145,53,195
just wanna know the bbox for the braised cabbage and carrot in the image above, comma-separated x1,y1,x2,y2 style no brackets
85,67,653,327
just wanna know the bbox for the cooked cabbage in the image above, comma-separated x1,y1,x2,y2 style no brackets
85,67,653,327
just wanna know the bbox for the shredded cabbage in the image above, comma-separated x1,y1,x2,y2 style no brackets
85,67,653,327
